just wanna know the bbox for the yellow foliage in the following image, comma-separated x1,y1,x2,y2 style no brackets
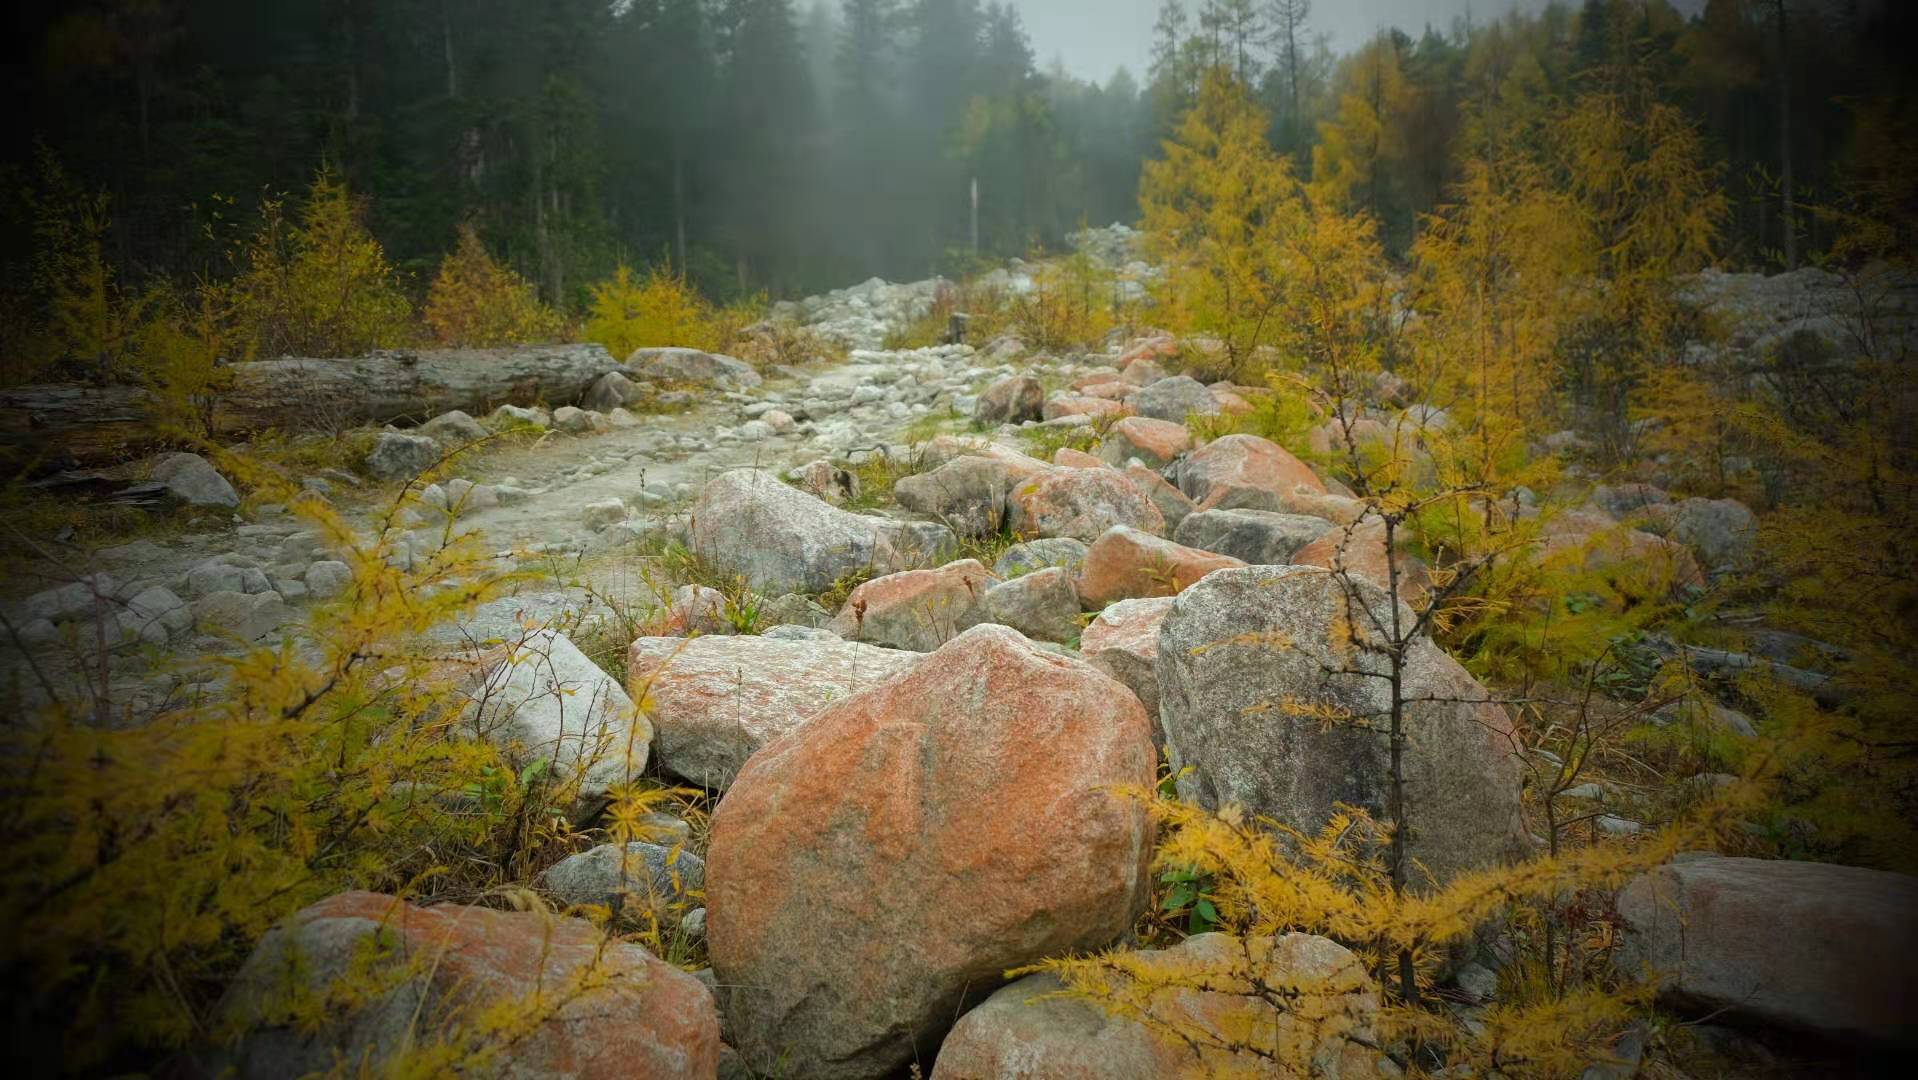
0,449,633,1068
1033,787,1749,1077
423,226,564,347
996,246,1122,352
1312,35,1409,220
234,168,413,358
1141,70,1304,369
9,147,152,385
583,263,731,359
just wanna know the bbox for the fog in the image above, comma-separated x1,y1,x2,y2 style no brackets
1011,0,1712,82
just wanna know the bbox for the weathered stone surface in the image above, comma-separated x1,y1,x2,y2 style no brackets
1052,447,1108,469
1590,482,1670,519
932,933,1389,1080
895,452,1049,538
185,556,271,598
123,585,191,639
828,559,995,652
1077,525,1244,609
206,891,719,1079
1042,394,1130,422
488,403,549,430
785,459,860,505
303,560,352,600
977,566,1081,643
1100,416,1193,469
364,432,442,481
151,451,240,508
1157,566,1526,887
1010,467,1165,543
551,405,606,434
1659,497,1758,574
191,590,290,641
1616,857,1918,1045
1175,434,1326,512
629,346,763,389
1131,375,1221,423
418,409,489,447
542,842,706,925
1076,380,1136,401
1291,519,1432,610
993,537,1090,579
973,375,1045,425
582,371,638,413
707,625,1155,1080
1079,595,1176,736
25,574,115,624
1175,508,1334,565
628,633,919,790
688,469,954,594
665,584,733,636
463,630,648,798
1123,463,1199,534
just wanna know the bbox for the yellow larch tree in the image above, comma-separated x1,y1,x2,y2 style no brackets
423,225,564,347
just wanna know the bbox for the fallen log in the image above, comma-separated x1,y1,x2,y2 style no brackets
0,343,622,464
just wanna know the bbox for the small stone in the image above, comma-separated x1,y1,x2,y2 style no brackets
542,841,706,925
150,452,241,508
418,409,488,446
582,499,628,530
364,432,442,481
304,561,352,600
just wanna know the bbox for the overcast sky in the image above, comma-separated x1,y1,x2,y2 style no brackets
1009,1,1708,84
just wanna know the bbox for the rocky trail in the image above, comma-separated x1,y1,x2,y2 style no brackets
4,249,1915,1079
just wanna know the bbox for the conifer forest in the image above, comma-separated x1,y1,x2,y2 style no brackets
1,2,1914,1077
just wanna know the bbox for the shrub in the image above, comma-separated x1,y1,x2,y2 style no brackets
583,264,727,359
0,454,675,1071
422,226,564,347
234,168,413,358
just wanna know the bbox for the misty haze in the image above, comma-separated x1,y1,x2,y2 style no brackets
1,2,1914,1078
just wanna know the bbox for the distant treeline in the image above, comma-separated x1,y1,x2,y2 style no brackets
2,0,1911,310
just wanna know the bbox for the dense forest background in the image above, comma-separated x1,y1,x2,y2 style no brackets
3,0,1913,312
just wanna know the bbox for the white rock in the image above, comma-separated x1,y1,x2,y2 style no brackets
464,630,650,797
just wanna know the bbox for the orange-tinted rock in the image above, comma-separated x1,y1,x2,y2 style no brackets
1212,387,1254,415
1077,525,1246,608
1011,467,1165,542
1120,356,1173,386
1101,416,1193,469
932,933,1390,1080
629,634,921,789
707,624,1155,1080
1068,367,1122,391
1291,519,1432,610
1052,447,1110,469
1042,394,1131,422
209,891,720,1079
895,449,1051,538
1176,434,1326,512
1080,595,1176,739
1123,462,1199,534
1077,380,1137,401
973,375,1045,425
1118,334,1178,366
828,559,996,652
1284,489,1368,525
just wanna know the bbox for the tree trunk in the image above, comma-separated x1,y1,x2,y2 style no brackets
0,345,621,464
443,0,459,99
673,132,688,273
1776,0,1796,270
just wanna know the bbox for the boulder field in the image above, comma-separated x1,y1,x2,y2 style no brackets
172,310,1905,1078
